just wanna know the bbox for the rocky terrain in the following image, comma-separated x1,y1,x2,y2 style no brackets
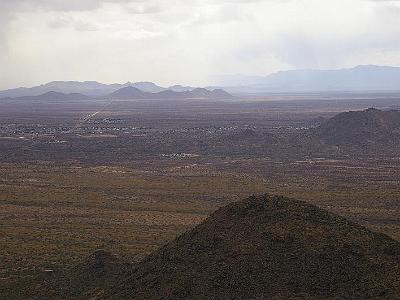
38,195,400,299
2,96,400,299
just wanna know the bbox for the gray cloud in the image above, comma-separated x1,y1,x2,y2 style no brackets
1,0,400,89
0,0,139,12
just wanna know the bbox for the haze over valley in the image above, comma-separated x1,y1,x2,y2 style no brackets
2,65,400,99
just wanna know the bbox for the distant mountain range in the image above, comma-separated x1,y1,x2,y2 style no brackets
2,65,400,97
0,86,233,101
3,91,92,101
0,81,197,98
220,65,400,93
108,86,231,100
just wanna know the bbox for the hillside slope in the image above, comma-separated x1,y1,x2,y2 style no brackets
315,108,400,145
100,194,400,299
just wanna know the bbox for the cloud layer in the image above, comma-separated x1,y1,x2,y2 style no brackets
1,0,400,89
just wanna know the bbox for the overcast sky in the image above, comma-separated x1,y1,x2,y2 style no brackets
1,0,400,89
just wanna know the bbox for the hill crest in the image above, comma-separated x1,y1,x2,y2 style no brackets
103,194,400,299
36,194,400,299
315,107,400,145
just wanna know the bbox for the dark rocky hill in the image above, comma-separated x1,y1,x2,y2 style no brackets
315,108,400,146
102,195,400,299
36,195,400,299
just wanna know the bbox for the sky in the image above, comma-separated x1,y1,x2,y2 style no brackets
1,0,400,89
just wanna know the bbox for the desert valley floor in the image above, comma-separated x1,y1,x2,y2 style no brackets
1,92,400,298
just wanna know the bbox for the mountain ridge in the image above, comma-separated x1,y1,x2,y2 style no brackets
108,86,232,100
4,65,400,97
0,81,166,98
1,87,233,101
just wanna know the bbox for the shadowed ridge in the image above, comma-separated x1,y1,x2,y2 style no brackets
102,194,400,300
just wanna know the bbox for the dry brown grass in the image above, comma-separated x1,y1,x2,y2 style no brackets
1,160,399,298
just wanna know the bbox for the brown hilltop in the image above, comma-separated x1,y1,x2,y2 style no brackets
96,194,400,299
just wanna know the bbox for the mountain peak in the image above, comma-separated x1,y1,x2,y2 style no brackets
108,86,147,99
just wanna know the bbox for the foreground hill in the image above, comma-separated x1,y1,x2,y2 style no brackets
102,195,400,299
315,108,400,146
39,194,400,299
